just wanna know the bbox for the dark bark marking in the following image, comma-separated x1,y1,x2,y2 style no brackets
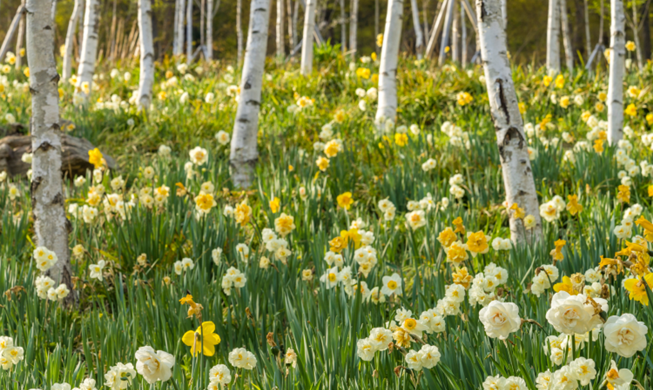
496,78,510,124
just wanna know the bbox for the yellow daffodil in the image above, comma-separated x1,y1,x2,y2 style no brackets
88,148,104,168
617,185,630,204
182,321,221,356
624,273,653,306
624,104,637,117
269,197,280,213
566,195,582,216
337,192,354,210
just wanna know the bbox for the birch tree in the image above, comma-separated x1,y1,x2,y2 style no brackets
230,0,271,188
186,0,193,64
77,0,100,103
174,0,186,57
559,0,573,71
277,0,285,59
62,0,84,82
137,0,154,109
476,0,542,243
206,0,214,60
546,0,560,73
375,0,403,125
237,0,243,64
15,0,26,70
439,0,454,65
608,0,625,144
339,0,346,54
410,0,424,59
350,0,359,58
26,0,73,295
583,0,591,57
300,0,317,74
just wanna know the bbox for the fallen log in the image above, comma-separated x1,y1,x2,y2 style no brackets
0,123,117,179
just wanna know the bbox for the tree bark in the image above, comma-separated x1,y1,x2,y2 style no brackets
26,0,73,295
583,0,591,58
51,0,58,21
560,0,573,71
425,0,448,58
0,5,26,65
300,0,317,74
375,0,379,54
411,0,425,59
77,0,100,103
237,0,243,64
476,0,542,243
62,0,83,82
632,0,643,69
137,0,154,109
546,0,561,73
643,3,651,60
339,0,346,53
287,0,295,49
15,0,26,70
375,0,403,125
207,0,214,60
461,0,467,66
439,0,454,65
608,0,625,145
452,0,459,62
423,0,430,40
350,0,359,58
230,0,271,189
173,0,180,55
174,0,185,57
277,0,285,59
186,0,193,64
599,0,605,44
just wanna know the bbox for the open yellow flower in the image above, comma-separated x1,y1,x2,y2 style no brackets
182,321,221,356
88,148,104,168
624,273,653,306
337,192,354,210
566,195,582,216
624,104,637,117
269,197,280,213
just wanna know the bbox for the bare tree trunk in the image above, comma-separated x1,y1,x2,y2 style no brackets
439,0,454,65
277,0,285,59
51,0,58,21
339,0,346,54
201,0,206,52
632,0,643,69
425,0,448,58
375,0,379,55
0,5,26,65
186,0,193,65
26,0,73,295
501,0,506,28
109,0,117,62
461,1,467,66
546,0,560,73
78,0,85,60
137,0,154,109
207,0,213,60
411,0,425,58
560,0,574,71
287,0,295,49
62,0,83,82
230,0,271,188
423,0,430,39
15,0,26,70
237,0,243,64
583,0,591,57
452,0,459,62
644,3,651,60
173,0,180,55
78,0,100,103
375,0,403,124
300,0,316,74
174,0,185,57
599,0,605,44
608,0,625,145
477,0,542,243
350,0,358,58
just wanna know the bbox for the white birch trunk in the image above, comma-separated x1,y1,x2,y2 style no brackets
607,0,625,145
632,1,643,69
425,0,448,58
51,0,58,21
350,0,358,58
207,0,213,60
0,5,26,66
137,0,154,109
62,0,83,82
476,0,542,243
173,0,180,55
287,0,295,49
186,0,193,65
439,0,454,65
230,0,271,188
410,0,424,59
26,0,73,293
277,0,285,59
237,0,243,64
15,0,26,70
500,0,506,28
77,0,100,103
175,0,186,57
300,0,317,74
559,0,573,72
423,0,430,39
546,0,560,73
339,0,346,53
375,0,403,124
461,2,467,66
452,0,459,62
583,0,591,57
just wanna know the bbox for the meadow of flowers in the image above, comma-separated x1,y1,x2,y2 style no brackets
1,44,653,389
